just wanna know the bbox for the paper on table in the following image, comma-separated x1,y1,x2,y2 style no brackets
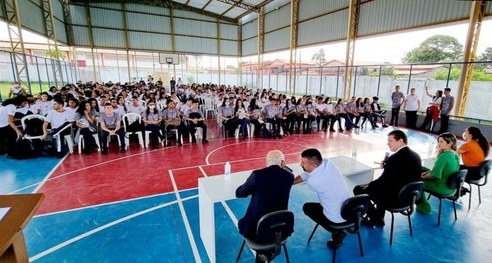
0,207,10,221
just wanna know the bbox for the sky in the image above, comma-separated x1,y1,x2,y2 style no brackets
1,19,492,66
259,20,492,65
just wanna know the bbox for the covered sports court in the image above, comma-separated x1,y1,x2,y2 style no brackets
1,0,492,262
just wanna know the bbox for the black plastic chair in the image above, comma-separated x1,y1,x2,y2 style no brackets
466,160,491,209
425,169,468,227
307,194,370,263
385,181,424,246
236,210,294,263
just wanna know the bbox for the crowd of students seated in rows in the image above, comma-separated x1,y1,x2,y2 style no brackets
0,79,390,157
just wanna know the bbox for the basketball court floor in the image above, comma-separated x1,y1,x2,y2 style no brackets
1,121,491,263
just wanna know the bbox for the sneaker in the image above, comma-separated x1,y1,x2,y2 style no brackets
339,128,344,132
382,124,389,128
120,147,126,152
202,139,209,143
329,129,336,132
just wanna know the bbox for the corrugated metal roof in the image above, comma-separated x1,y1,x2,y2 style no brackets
93,28,125,48
126,13,171,34
220,39,238,56
73,25,90,46
264,27,289,52
128,32,172,51
70,4,87,26
174,18,218,38
18,0,46,36
242,37,258,56
90,7,124,29
358,0,472,37
264,2,290,32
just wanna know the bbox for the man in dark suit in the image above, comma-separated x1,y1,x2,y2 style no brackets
236,150,294,240
354,130,422,226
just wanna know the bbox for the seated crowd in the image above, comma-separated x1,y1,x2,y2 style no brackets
1,78,390,157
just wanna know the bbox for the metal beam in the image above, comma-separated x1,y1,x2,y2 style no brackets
237,21,242,86
61,0,74,46
202,0,214,11
257,7,265,89
71,0,238,23
2,0,31,93
85,0,98,82
121,3,132,83
220,0,243,16
217,0,258,12
235,0,274,21
42,0,64,86
456,0,486,117
343,0,360,100
217,19,221,85
288,0,299,94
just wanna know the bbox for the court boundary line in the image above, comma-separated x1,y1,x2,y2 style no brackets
169,170,202,263
29,195,197,262
7,155,67,195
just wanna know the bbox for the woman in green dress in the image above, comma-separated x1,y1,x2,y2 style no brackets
417,133,460,214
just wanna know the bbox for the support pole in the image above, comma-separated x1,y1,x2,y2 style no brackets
42,0,63,85
288,0,299,95
257,7,265,90
217,19,221,85
85,0,97,82
2,0,31,93
238,22,242,86
343,0,360,100
456,0,486,117
122,3,132,83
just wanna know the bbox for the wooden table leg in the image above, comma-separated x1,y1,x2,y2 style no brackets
0,232,29,263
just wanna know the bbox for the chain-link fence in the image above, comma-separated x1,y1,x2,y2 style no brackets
243,62,492,121
1,48,491,121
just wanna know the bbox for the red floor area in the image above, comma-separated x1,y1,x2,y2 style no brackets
36,122,382,215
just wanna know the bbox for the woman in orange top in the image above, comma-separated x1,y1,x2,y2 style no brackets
457,127,489,180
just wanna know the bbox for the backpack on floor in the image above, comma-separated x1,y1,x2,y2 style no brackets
8,138,37,159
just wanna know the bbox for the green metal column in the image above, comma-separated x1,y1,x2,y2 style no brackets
237,22,242,87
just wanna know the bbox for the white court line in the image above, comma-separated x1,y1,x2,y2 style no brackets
34,191,178,218
169,170,202,263
204,141,314,165
7,155,67,194
29,195,197,262
198,166,249,255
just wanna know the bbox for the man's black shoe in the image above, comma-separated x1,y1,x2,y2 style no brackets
202,139,209,143
362,217,385,227
327,240,343,249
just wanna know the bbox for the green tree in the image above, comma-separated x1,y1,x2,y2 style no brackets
45,48,66,60
403,35,463,63
478,47,492,61
476,47,492,70
311,48,327,67
434,67,492,81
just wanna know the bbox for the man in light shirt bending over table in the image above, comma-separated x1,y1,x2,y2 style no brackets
293,148,351,249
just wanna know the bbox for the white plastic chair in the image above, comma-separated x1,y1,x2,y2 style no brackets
21,114,45,140
144,130,165,148
78,132,101,154
122,113,144,148
52,123,74,154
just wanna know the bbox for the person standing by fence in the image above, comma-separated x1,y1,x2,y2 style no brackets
403,88,421,129
438,88,455,134
390,85,405,127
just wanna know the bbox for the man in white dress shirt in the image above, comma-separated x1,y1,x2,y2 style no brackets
293,148,351,249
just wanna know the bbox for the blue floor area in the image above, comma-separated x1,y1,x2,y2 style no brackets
219,183,492,263
0,156,62,194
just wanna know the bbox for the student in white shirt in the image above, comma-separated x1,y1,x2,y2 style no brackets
35,92,52,116
42,97,74,155
0,96,28,155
